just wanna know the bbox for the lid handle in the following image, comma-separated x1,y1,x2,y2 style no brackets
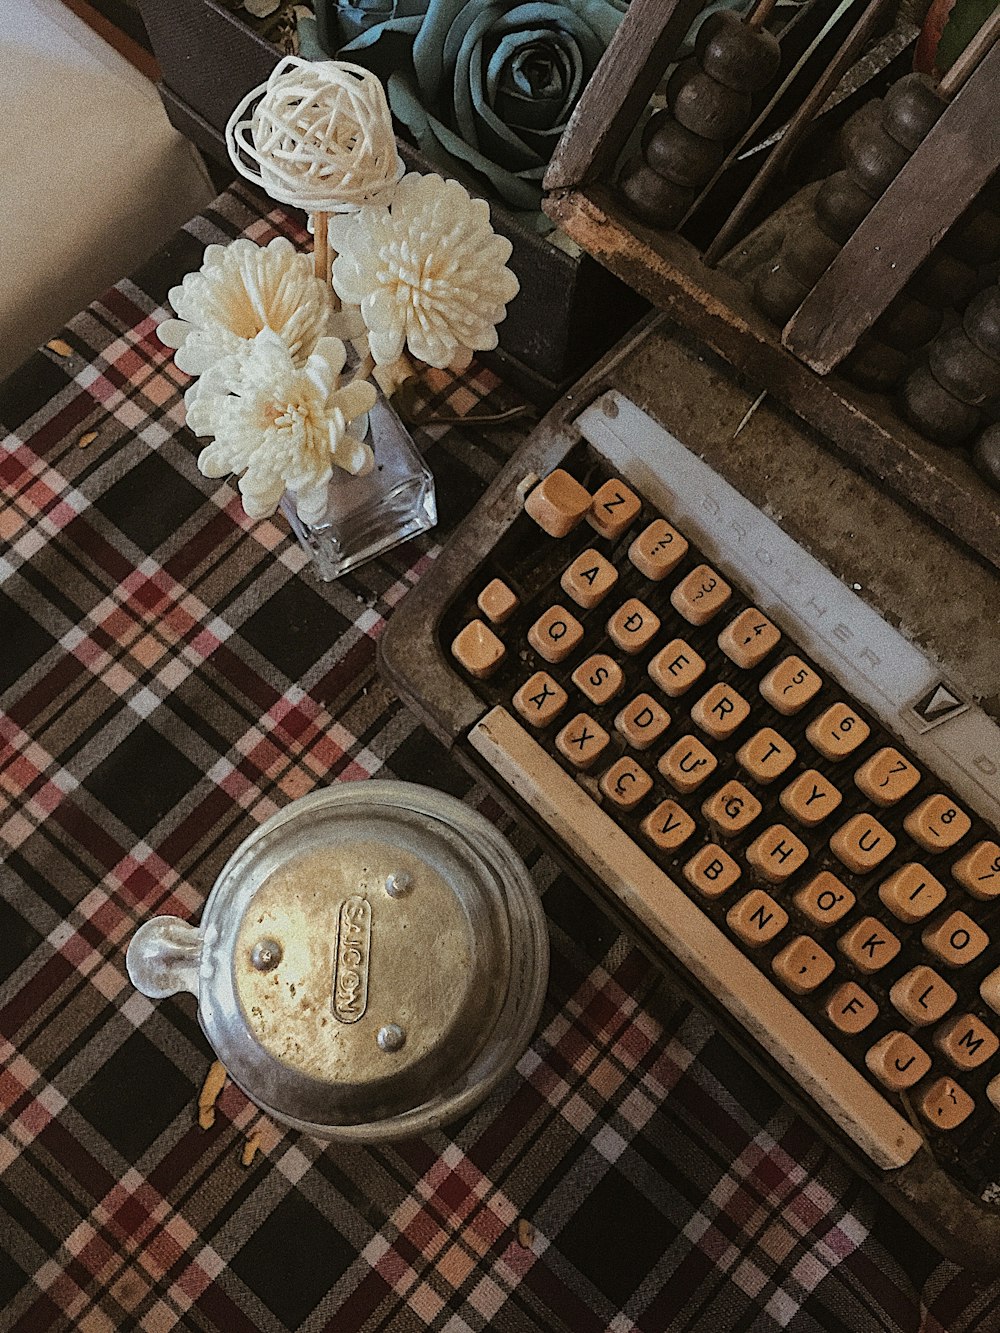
126,916,202,999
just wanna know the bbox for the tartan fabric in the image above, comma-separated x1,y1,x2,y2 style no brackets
2,181,999,1333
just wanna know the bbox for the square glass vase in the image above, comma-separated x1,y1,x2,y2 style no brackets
281,396,437,581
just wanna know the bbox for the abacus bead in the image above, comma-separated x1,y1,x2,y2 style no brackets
943,204,1000,266
642,112,724,187
618,158,696,228
928,326,1000,405
753,258,811,325
668,60,752,141
902,365,982,445
695,10,782,93
783,220,841,284
815,171,875,242
882,73,945,152
876,293,942,352
972,424,1000,489
964,287,1000,359
910,251,979,309
844,111,912,198
842,334,909,392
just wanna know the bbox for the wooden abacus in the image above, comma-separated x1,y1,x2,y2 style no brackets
542,0,1000,569
619,0,781,228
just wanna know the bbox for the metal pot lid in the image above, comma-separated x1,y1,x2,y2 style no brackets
127,782,548,1139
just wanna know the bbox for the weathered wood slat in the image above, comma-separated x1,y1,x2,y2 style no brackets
543,0,705,191
783,38,1000,372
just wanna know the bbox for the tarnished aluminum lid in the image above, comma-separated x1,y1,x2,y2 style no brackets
127,782,548,1139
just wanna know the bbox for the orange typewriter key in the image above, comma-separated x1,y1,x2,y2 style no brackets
512,672,567,728
451,620,505,679
953,841,1000,899
683,844,741,898
671,563,732,625
615,694,670,750
854,747,920,806
648,639,705,697
477,578,519,625
919,1077,974,1131
607,598,660,654
701,780,761,836
524,469,591,537
838,916,900,974
829,813,895,875
806,703,870,761
572,654,625,707
865,1032,930,1091
772,935,835,995
717,608,781,670
727,889,788,947
555,713,609,769
825,982,877,1035
600,757,653,811
560,549,618,609
527,605,584,663
628,519,688,580
587,479,642,541
759,655,822,715
641,799,696,852
904,795,972,852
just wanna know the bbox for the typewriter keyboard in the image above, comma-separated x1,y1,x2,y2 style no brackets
443,419,1000,1197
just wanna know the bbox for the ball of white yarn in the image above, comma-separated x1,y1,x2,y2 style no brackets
226,56,403,213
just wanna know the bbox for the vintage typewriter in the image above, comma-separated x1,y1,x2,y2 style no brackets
381,0,1000,1269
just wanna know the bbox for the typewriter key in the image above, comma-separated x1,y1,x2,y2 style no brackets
694,9,781,92
901,365,982,445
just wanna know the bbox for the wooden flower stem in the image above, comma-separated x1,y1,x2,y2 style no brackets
313,210,330,282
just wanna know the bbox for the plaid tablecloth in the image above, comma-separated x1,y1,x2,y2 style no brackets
3,182,1000,1333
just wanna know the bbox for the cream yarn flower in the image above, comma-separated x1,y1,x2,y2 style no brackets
330,173,520,368
186,329,377,524
226,57,403,212
158,237,335,377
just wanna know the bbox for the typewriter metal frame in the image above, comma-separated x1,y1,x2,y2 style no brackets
380,312,1000,1271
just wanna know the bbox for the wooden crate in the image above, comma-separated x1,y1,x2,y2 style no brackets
137,0,647,403
541,0,1000,571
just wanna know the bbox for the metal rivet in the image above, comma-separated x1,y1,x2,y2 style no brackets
385,871,412,898
377,1023,406,1052
250,938,282,971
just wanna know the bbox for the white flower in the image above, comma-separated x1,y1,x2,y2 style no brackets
186,329,377,524
157,237,335,377
226,57,403,212
330,173,520,368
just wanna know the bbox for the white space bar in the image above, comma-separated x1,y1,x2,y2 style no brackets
469,706,922,1172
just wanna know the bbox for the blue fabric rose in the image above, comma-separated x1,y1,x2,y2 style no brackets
318,0,627,224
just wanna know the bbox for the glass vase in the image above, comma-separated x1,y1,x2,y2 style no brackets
281,395,436,581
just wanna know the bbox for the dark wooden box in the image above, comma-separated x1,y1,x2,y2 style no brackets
137,0,646,402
